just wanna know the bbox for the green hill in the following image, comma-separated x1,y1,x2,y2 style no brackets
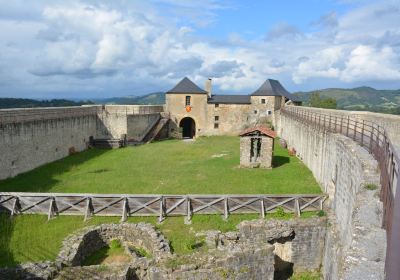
0,98,93,109
293,87,400,114
95,92,165,105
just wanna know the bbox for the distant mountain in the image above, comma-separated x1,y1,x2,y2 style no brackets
0,98,93,109
293,87,400,114
94,92,165,105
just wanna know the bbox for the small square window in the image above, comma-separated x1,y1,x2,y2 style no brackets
214,123,219,129
254,110,257,114
261,99,266,104
214,116,219,121
185,96,191,106
267,110,272,115
215,104,219,108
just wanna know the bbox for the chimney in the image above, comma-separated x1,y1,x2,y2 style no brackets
205,78,212,98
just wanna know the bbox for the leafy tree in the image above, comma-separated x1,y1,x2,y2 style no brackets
308,92,337,109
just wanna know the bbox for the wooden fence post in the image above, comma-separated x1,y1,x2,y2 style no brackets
158,196,165,223
84,197,93,221
361,120,365,146
369,126,374,152
340,117,343,134
319,198,324,211
260,198,265,219
185,196,192,224
11,197,20,216
353,121,357,140
224,196,229,220
47,197,57,221
121,197,128,223
294,198,301,217
346,116,350,137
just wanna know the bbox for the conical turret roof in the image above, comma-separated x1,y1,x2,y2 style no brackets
251,79,292,99
166,77,207,94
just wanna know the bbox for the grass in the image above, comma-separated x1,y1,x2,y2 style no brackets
364,183,378,190
290,271,321,280
0,211,324,267
83,239,129,266
0,136,320,194
0,136,322,267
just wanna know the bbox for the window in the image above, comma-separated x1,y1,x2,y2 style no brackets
267,110,272,115
214,123,219,129
261,99,266,104
215,104,219,108
185,96,191,106
254,110,257,114
214,116,219,121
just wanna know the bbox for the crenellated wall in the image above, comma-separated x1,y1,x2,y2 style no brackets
279,107,388,280
0,105,164,180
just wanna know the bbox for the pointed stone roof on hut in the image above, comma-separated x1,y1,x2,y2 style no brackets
250,79,291,97
239,126,277,138
166,77,207,94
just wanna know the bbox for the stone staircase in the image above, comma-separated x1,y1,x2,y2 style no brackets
128,116,169,146
91,138,125,149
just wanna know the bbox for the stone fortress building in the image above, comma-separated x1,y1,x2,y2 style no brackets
1,77,400,279
166,77,300,138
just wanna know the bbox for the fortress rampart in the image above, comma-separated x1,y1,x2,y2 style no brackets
0,105,163,180
278,107,400,279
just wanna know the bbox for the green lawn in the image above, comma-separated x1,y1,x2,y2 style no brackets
0,136,322,267
0,211,323,267
0,136,320,194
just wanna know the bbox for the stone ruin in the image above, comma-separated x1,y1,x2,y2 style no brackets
0,217,326,280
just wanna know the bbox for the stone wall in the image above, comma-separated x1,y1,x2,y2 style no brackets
0,219,326,280
95,105,163,139
57,223,171,267
238,217,326,273
0,107,98,180
279,108,387,279
166,92,282,137
127,113,160,141
279,106,400,148
0,105,164,180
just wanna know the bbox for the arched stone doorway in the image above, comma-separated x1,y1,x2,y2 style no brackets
179,117,196,138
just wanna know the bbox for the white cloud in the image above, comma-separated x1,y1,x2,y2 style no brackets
1,0,400,98
341,45,400,82
293,47,343,84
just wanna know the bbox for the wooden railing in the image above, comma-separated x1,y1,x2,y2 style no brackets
0,192,326,222
281,106,400,279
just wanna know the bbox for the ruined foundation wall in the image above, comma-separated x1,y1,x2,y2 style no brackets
0,105,164,180
279,109,386,279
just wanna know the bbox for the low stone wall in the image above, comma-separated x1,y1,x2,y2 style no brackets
280,109,386,279
57,223,171,267
0,218,326,280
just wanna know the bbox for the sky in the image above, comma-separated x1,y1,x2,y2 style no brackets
0,0,400,99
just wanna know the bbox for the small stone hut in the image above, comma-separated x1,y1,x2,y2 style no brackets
239,126,276,168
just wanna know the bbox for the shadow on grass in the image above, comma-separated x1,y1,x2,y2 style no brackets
273,155,290,168
0,212,16,267
82,246,110,266
0,148,110,193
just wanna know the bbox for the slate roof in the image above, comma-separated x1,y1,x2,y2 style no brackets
208,95,251,104
166,77,207,94
239,126,277,138
251,79,297,100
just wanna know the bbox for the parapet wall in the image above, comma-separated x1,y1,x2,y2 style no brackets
282,107,400,149
280,107,387,279
0,105,164,180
